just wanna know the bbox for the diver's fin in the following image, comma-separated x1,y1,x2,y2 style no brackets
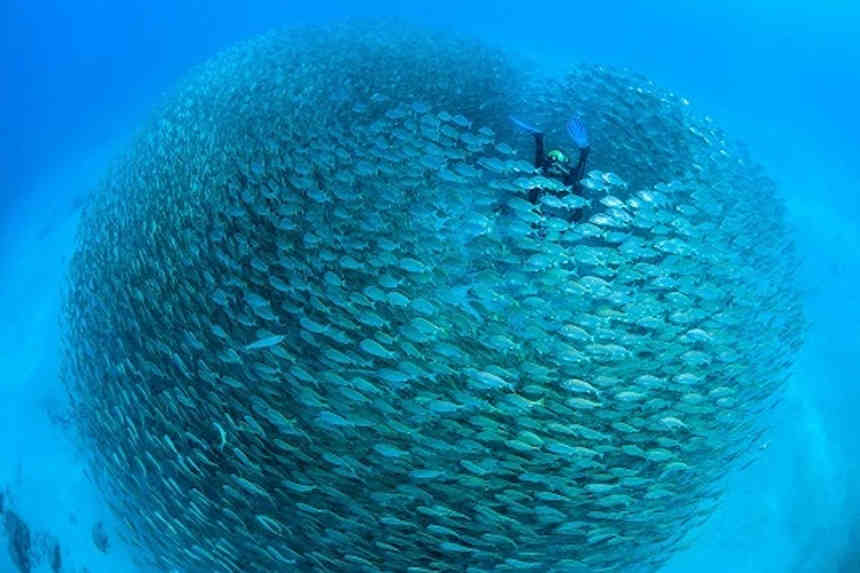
567,115,590,149
510,115,541,135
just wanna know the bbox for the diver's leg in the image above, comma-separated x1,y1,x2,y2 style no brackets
574,146,590,181
534,133,545,169
564,146,590,187
566,147,591,223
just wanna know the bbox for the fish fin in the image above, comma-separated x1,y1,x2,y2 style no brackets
567,115,589,148
510,115,541,135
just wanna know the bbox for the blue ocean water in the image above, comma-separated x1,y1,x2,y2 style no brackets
1,1,857,572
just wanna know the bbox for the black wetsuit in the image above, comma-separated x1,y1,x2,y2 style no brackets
528,132,590,216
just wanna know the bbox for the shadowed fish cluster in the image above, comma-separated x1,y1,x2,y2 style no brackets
61,22,805,573
4,511,32,573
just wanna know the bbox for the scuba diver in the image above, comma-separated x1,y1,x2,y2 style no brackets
510,115,590,220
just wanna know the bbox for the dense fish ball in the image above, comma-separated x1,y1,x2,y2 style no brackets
61,22,805,573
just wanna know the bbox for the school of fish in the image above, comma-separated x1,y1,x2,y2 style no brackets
60,22,806,573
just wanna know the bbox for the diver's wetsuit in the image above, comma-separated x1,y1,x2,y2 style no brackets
528,132,591,212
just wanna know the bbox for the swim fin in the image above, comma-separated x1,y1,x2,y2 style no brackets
509,115,541,135
567,115,589,148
